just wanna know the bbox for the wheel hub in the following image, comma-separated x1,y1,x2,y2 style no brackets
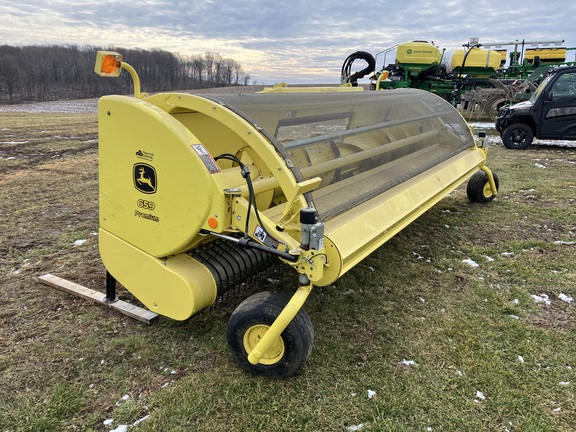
483,182,493,197
243,324,285,365
513,130,526,143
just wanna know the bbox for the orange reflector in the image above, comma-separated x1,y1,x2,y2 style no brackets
101,55,121,75
208,218,218,229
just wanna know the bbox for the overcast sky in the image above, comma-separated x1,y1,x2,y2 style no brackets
1,0,575,84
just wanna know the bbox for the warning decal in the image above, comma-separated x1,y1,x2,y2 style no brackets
191,144,221,174
254,225,278,248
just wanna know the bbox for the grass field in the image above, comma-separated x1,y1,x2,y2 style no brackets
1,110,575,431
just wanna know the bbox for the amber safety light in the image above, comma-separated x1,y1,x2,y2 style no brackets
94,51,123,77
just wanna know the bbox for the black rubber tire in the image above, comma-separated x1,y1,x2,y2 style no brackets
502,123,533,149
467,171,499,203
227,291,314,379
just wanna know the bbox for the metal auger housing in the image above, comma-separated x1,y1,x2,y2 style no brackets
94,51,498,378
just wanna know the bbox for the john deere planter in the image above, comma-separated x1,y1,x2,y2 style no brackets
94,51,499,378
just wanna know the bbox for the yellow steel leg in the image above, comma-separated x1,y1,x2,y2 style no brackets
247,283,313,365
480,166,498,196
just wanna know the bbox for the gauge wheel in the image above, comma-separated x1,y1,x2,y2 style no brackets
227,291,314,378
467,171,500,203
502,123,533,149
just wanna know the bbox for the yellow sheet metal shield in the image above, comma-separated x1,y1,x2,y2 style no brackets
98,95,215,258
99,229,217,320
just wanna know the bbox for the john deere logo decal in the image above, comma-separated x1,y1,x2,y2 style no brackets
133,163,157,194
135,149,154,161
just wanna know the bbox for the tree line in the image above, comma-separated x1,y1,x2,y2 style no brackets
0,44,251,104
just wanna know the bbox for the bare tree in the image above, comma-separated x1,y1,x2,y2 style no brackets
0,50,21,104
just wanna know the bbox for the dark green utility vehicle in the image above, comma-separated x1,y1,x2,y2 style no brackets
496,66,576,149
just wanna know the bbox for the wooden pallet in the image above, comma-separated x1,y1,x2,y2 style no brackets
38,273,159,324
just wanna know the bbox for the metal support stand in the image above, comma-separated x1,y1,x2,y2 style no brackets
105,271,118,303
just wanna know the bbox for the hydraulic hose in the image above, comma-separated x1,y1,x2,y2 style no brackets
341,51,376,86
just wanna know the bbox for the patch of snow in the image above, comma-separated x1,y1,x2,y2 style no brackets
474,390,486,403
468,122,495,129
116,394,130,406
462,258,479,267
412,252,425,260
553,407,561,412
73,239,87,246
401,359,417,366
531,294,551,306
103,418,114,426
110,425,128,432
558,293,573,304
535,163,547,169
551,269,568,274
367,390,376,399
0,140,29,144
532,139,576,148
518,356,525,363
133,415,150,426
484,255,495,262
559,382,570,386
508,315,520,320
501,252,514,257
512,299,519,305
347,424,364,431
554,240,576,245
0,98,98,113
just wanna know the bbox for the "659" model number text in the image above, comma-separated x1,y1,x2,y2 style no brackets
137,199,156,210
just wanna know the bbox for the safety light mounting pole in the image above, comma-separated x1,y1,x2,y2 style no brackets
94,50,145,99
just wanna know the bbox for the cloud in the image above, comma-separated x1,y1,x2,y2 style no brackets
2,0,575,83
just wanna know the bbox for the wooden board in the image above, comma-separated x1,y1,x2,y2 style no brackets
38,273,159,324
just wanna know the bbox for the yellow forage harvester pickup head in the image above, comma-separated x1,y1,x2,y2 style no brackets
94,50,499,378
